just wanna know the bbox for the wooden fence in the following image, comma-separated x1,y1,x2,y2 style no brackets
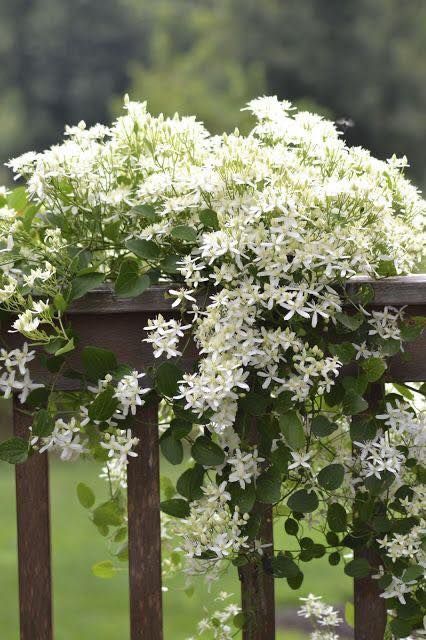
5,274,426,640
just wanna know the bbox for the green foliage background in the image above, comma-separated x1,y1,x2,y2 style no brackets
1,0,426,188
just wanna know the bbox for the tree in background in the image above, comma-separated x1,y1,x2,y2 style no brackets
1,0,425,187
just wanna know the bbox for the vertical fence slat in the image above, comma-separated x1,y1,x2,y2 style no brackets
354,548,387,639
14,399,53,640
127,400,163,640
354,382,387,640
239,504,275,640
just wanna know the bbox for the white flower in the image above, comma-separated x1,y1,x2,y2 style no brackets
114,370,150,416
289,451,313,471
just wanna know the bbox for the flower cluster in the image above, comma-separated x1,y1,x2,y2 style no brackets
0,96,425,637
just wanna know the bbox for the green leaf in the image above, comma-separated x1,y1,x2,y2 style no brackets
329,342,356,364
7,186,27,211
176,465,205,501
0,437,28,464
169,418,192,439
170,225,198,243
199,209,219,230
70,272,105,300
288,489,319,514
126,238,160,260
53,293,67,312
402,565,423,582
350,417,377,442
345,602,354,628
92,560,116,579
361,357,387,382
160,432,184,465
311,415,337,437
88,386,119,422
390,618,414,639
77,482,95,509
271,554,300,578
335,312,364,331
191,436,225,467
256,467,281,504
240,392,271,416
161,255,181,274
92,499,123,527
82,346,117,381
279,411,305,450
155,361,182,397
32,409,55,437
233,613,245,629
115,260,150,298
317,464,345,491
285,518,299,536
160,498,190,518
343,391,368,415
229,482,256,512
129,204,159,221
344,558,371,578
327,503,347,532
55,337,75,356
287,570,304,590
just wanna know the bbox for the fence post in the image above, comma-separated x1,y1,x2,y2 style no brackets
14,399,53,640
239,504,275,640
127,399,163,640
354,383,387,640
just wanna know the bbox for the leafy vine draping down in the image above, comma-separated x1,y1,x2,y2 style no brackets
0,96,425,639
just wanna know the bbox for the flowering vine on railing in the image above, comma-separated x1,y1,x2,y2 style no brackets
0,96,425,638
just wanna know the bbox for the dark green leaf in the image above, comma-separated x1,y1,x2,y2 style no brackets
199,209,219,230
160,431,184,465
115,260,150,298
317,464,345,491
176,465,205,501
0,437,28,464
155,361,182,397
126,238,160,260
271,554,300,578
344,558,371,578
327,503,347,532
256,467,281,504
160,498,190,518
329,342,356,364
343,391,368,415
88,386,119,421
229,482,256,513
70,272,105,300
287,570,304,590
311,415,337,437
279,411,305,449
170,225,198,242
191,436,225,467
288,489,319,513
82,346,117,381
32,409,55,437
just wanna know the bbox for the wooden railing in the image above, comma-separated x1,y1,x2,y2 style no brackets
6,274,426,640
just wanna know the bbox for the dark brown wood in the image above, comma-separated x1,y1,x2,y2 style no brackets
239,505,275,640
353,383,387,640
14,400,53,640
354,548,387,640
127,400,163,640
67,275,426,315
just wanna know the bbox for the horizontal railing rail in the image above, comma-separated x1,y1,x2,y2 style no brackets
5,274,426,640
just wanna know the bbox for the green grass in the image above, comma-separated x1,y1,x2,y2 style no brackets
0,457,351,639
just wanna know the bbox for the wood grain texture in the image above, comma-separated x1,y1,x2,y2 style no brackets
353,384,387,640
354,548,387,640
14,401,53,640
239,505,275,640
68,275,426,314
127,400,163,640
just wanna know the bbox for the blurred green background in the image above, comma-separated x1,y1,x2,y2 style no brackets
1,0,426,188
0,0,424,637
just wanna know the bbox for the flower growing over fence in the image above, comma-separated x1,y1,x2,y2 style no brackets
0,95,425,638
